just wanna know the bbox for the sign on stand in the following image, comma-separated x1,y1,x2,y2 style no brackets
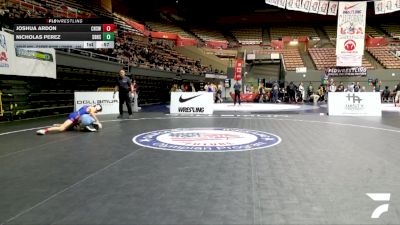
328,92,381,116
170,92,214,114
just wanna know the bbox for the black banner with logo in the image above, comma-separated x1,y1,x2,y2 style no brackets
325,67,367,77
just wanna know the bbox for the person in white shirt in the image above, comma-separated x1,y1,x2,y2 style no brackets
298,82,305,102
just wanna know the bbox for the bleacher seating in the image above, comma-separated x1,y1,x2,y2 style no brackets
381,24,400,39
191,27,227,42
146,21,195,39
323,25,337,41
230,28,262,45
367,46,400,69
270,26,319,40
366,25,385,38
309,48,374,70
253,49,305,71
114,13,142,36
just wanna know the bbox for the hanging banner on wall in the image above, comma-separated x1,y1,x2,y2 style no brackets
234,59,243,81
0,31,56,78
336,1,367,58
336,55,363,67
374,0,400,14
318,0,329,15
301,0,312,12
277,0,287,9
286,0,295,10
327,1,339,15
293,0,303,11
0,31,14,75
309,0,320,14
375,1,385,14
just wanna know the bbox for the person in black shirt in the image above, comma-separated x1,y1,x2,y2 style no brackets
336,82,345,92
114,69,133,118
233,81,241,106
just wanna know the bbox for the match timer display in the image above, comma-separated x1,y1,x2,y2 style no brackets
14,18,115,49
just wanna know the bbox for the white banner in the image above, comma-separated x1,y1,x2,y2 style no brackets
385,0,397,13
318,0,329,15
309,0,320,14
293,0,303,11
74,91,119,115
336,55,362,67
373,0,400,15
328,1,338,15
14,48,56,78
286,0,295,10
328,92,382,116
375,1,385,14
0,31,56,78
170,92,214,114
336,1,367,57
301,0,312,12
0,31,14,75
277,0,287,9
296,67,307,73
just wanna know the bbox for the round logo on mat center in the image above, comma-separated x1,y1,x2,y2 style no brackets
132,128,281,152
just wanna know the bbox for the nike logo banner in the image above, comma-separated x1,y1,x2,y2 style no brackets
179,94,202,103
170,92,214,114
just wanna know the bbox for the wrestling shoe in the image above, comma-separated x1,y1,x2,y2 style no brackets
36,129,47,135
85,125,97,132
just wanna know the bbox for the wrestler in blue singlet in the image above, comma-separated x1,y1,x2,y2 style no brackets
68,105,90,122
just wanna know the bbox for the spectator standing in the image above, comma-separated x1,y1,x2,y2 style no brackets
395,82,400,106
382,86,391,102
298,82,305,103
307,82,313,101
354,82,361,92
272,82,279,103
132,80,139,112
337,82,345,92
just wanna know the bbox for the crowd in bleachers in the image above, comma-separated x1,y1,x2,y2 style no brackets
114,35,220,75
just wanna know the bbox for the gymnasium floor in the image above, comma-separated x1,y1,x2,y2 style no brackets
1,103,400,225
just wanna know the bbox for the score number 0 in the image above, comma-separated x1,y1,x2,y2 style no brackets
102,24,115,32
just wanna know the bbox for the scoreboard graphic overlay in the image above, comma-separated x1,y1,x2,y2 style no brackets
13,18,115,49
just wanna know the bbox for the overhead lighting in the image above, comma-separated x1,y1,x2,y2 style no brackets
289,40,298,45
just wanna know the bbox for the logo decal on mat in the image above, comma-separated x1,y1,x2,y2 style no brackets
133,128,281,152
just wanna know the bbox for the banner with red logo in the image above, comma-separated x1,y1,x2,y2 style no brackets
336,1,366,66
336,1,367,55
234,59,243,81
0,32,13,75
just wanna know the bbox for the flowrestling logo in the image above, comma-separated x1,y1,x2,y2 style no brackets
132,128,281,152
